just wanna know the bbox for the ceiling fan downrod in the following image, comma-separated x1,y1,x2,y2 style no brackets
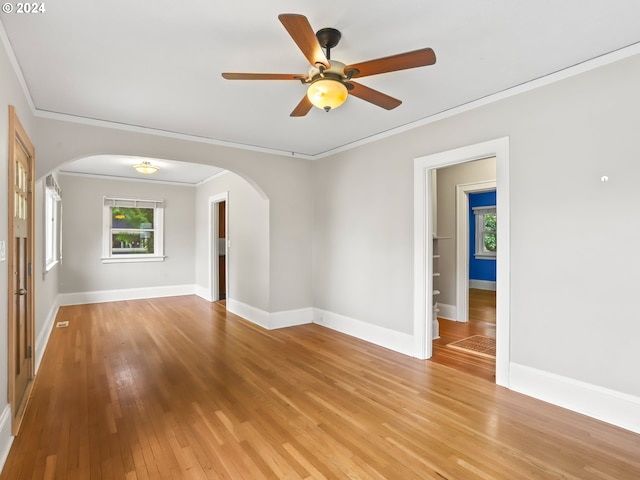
315,27,341,60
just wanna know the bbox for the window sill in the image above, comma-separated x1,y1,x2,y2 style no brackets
474,254,497,260
101,256,166,264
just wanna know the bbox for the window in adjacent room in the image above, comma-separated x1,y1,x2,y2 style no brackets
44,174,62,271
473,205,496,258
102,196,164,263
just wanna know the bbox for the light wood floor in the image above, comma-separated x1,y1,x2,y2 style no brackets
432,289,497,381
2,295,639,479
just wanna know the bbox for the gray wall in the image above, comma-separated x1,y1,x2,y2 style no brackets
195,172,270,311
2,31,640,439
312,52,640,397
0,34,39,449
436,158,496,306
33,119,314,313
35,176,61,337
57,175,196,293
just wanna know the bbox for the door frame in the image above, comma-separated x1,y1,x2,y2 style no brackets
413,137,510,387
7,105,36,434
208,192,228,302
455,180,497,323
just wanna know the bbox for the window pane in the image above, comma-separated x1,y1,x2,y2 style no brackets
112,231,155,255
484,213,497,233
484,233,497,252
112,207,154,229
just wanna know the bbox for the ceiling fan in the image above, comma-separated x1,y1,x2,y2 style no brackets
222,13,436,117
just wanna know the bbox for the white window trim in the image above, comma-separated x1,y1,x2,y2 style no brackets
44,175,62,273
473,205,496,259
102,196,165,263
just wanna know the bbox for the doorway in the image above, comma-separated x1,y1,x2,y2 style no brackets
209,192,228,303
7,106,36,434
455,180,496,323
217,201,227,300
413,137,510,387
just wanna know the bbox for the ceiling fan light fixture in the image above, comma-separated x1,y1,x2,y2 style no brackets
307,78,348,112
133,161,159,175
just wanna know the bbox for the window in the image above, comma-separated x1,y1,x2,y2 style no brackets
473,206,496,258
44,175,62,271
102,196,164,263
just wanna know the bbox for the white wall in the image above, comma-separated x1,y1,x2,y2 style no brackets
436,158,496,307
313,52,640,405
57,174,196,296
195,172,269,311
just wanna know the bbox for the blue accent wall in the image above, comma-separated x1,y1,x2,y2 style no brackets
469,191,497,282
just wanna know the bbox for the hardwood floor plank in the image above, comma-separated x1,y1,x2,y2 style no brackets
1,296,638,479
432,288,497,380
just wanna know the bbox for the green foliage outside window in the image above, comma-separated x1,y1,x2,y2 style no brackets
483,213,497,252
111,207,155,254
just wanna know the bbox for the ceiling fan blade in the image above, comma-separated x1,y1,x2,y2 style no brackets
222,73,305,80
278,13,330,69
290,95,313,117
346,48,436,78
347,82,402,110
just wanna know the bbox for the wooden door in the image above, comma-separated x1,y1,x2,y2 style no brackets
8,106,35,434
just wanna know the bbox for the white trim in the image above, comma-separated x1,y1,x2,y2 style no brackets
469,280,496,291
436,303,457,321
225,299,313,330
414,137,510,388
101,255,166,264
35,298,60,372
270,308,314,329
208,192,229,303
57,170,205,187
456,181,497,323
195,284,211,302
314,309,414,357
226,298,270,329
510,363,640,435
0,405,14,476
57,284,196,306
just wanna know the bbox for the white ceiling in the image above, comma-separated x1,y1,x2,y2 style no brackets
2,1,640,182
57,155,225,186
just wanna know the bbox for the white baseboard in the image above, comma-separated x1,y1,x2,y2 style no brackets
510,363,640,434
0,405,14,475
35,297,60,373
226,298,313,330
469,280,496,291
194,285,211,302
269,307,313,329
226,298,270,328
436,303,457,321
58,284,196,306
313,309,414,357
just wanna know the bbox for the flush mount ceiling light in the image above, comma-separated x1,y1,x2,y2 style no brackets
133,161,159,175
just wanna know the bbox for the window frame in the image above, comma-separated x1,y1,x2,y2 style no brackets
102,196,165,263
473,205,497,259
44,175,62,272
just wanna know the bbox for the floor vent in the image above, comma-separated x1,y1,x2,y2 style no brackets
56,321,69,328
